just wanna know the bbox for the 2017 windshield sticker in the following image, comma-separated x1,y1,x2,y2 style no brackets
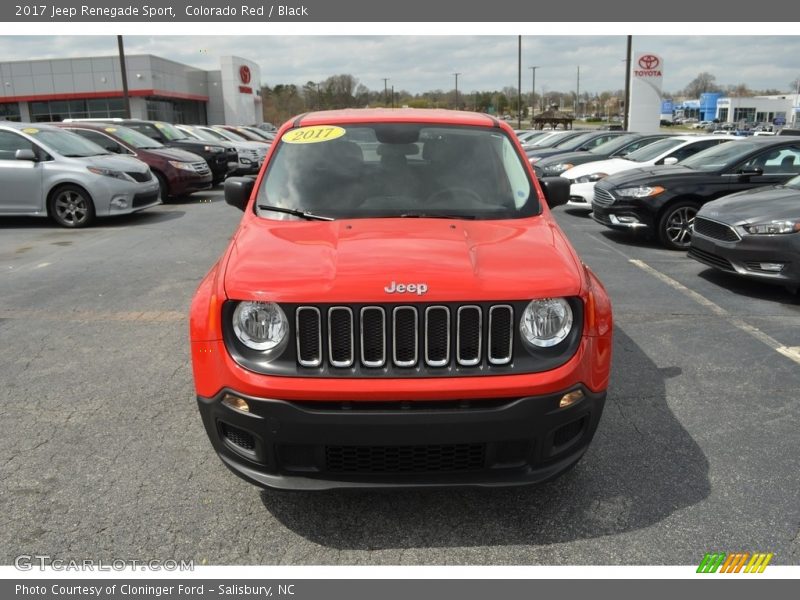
22,128,39,134
104,127,117,133
282,126,346,144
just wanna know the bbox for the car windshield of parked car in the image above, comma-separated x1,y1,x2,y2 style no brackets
258,123,537,220
553,132,600,150
104,126,164,149
154,122,191,141
678,141,760,172
533,132,575,148
213,128,248,142
196,128,230,142
28,127,110,157
623,137,686,162
588,134,639,155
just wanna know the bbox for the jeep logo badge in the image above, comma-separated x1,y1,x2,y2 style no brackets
384,281,428,295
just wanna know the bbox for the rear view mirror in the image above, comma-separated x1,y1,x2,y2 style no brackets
738,167,763,177
539,177,570,208
224,177,255,211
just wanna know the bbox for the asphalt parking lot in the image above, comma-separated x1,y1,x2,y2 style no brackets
1,189,798,566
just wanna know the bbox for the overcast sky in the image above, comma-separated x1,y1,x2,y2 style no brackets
2,35,799,96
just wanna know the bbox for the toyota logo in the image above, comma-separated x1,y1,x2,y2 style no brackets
239,65,251,84
638,55,660,70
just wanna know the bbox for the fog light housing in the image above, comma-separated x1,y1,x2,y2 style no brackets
559,389,585,409
758,262,785,272
222,394,250,413
110,197,129,209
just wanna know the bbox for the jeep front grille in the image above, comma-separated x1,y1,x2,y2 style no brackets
296,304,514,370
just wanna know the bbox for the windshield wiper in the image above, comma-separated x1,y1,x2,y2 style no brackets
397,213,476,220
257,204,334,221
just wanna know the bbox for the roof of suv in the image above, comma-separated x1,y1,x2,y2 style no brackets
293,109,501,128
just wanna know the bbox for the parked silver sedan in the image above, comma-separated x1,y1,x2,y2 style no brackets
0,121,160,227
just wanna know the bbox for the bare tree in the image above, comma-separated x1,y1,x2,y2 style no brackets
683,72,722,98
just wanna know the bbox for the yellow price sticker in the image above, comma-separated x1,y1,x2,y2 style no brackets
22,128,39,134
104,127,117,133
282,125,346,144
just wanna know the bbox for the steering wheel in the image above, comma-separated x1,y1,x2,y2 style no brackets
426,187,484,206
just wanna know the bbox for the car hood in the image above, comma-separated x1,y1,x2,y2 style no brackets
563,157,643,178
82,154,150,173
143,147,206,162
601,165,699,187
699,186,800,224
224,217,583,303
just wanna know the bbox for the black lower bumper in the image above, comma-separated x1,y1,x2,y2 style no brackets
689,233,800,290
197,386,606,490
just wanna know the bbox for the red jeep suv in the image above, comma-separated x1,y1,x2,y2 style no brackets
190,109,613,490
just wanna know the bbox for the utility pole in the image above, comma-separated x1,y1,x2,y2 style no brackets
116,35,131,119
529,66,538,121
391,85,395,109
623,35,632,131
576,65,580,118
453,72,461,110
382,78,389,107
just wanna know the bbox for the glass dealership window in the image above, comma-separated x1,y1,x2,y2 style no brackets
0,102,21,121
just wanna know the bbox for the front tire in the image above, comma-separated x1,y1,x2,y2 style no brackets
658,200,699,250
154,171,169,203
49,185,95,228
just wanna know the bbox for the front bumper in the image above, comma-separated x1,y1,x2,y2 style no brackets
566,181,595,210
96,178,160,216
591,203,653,232
689,231,800,289
198,386,606,490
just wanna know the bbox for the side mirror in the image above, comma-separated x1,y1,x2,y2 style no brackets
224,177,255,211
539,177,570,208
738,167,763,177
15,149,36,161
662,157,679,166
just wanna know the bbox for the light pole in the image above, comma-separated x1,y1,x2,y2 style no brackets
116,35,131,119
453,72,461,110
382,78,389,107
576,65,580,118
529,66,538,121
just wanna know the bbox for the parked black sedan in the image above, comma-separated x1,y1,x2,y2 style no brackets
689,176,800,293
534,133,674,177
592,137,800,249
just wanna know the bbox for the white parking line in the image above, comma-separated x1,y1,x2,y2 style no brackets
629,258,800,367
587,233,800,367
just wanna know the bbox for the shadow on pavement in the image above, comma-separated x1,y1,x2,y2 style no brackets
696,268,800,306
259,327,710,552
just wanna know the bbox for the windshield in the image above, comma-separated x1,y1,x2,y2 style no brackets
534,132,578,148
213,128,248,142
679,141,759,171
553,132,600,149
197,127,230,141
625,137,686,162
101,126,164,149
588,134,640,155
257,123,538,221
153,122,189,141
181,127,217,142
27,127,110,157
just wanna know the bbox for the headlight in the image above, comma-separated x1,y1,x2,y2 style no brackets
203,145,224,153
519,298,573,348
87,166,131,181
544,163,574,174
743,220,800,235
616,185,665,198
574,172,608,183
232,301,289,354
168,160,197,171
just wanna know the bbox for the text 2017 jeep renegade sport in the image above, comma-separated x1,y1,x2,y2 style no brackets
190,109,613,490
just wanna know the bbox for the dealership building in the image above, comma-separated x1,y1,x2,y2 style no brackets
0,54,262,125
670,92,800,127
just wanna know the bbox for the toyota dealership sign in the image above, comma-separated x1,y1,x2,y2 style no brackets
629,52,664,132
